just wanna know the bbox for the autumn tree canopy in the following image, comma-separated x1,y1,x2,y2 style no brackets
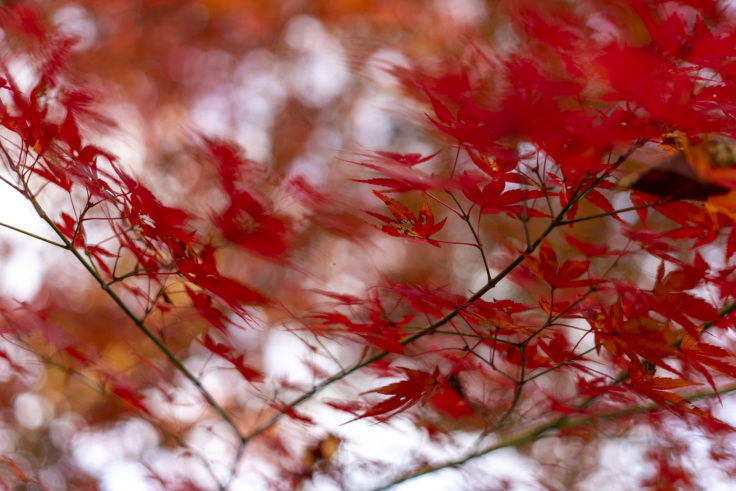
4,0,736,489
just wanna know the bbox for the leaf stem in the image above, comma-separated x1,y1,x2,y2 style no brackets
37,350,225,489
449,191,491,281
5,153,246,489
557,199,675,226
239,150,626,443
372,383,736,491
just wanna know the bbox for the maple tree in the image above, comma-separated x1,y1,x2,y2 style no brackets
5,0,736,489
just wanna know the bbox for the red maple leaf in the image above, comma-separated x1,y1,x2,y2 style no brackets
367,191,447,246
351,367,438,422
527,241,590,288
350,150,446,192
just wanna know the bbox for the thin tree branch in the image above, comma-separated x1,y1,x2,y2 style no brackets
5,155,246,490
238,149,639,444
372,383,736,491
449,191,491,282
0,221,66,248
38,351,226,490
557,199,676,226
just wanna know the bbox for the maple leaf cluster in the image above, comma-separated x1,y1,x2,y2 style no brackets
4,1,736,490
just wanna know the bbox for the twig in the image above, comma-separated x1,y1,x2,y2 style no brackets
239,150,632,443
557,199,676,226
449,191,491,281
5,152,246,489
371,384,736,491
0,221,66,248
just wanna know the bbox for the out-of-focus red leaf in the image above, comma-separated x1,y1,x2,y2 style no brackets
585,189,626,223
215,190,289,259
178,245,267,309
351,367,438,422
110,385,150,415
430,378,474,418
200,334,264,383
650,263,717,335
648,377,701,390
311,293,412,354
350,150,446,192
325,400,363,415
273,403,313,423
565,234,608,256
118,172,194,245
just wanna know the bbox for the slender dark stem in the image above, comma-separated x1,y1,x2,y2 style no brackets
468,347,518,382
526,346,598,382
38,350,224,489
4,152,245,489
375,294,736,490
370,383,736,491
557,199,675,226
493,345,526,429
674,297,736,348
424,329,517,345
2,136,641,489
0,221,66,247
522,286,598,345
240,152,623,443
449,191,491,281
